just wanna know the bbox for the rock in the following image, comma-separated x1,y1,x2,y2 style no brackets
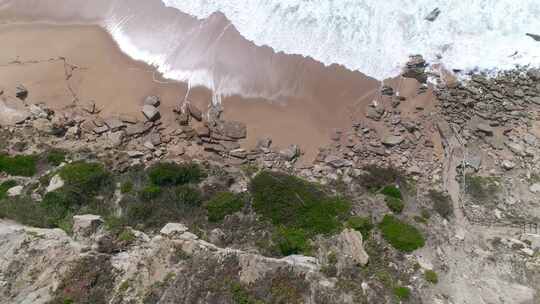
501,160,516,170
195,125,210,137
256,137,272,151
127,150,145,158
81,100,97,114
73,214,104,239
125,122,151,136
144,95,160,107
530,97,540,105
15,84,28,100
526,33,540,42
425,8,441,21
176,111,190,125
366,106,383,121
527,69,540,81
529,183,540,194
28,104,48,119
402,55,428,83
119,114,138,124
382,135,405,146
187,103,203,121
280,144,300,161
7,185,23,197
381,85,394,96
32,118,52,133
324,155,352,168
47,175,65,193
476,123,494,136
0,98,30,125
216,121,247,139
107,131,125,147
208,228,226,244
142,105,160,121
104,117,125,132
505,141,525,156
93,125,109,135
337,229,369,266
160,223,189,237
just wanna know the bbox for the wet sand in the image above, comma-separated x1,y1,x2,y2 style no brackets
0,22,434,161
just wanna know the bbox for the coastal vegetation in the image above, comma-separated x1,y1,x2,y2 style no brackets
379,215,425,252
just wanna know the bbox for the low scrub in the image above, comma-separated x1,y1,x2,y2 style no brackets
59,161,110,196
379,215,425,252
385,196,404,214
0,180,17,200
0,197,50,227
346,216,374,240
424,270,438,284
250,171,350,249
206,192,245,222
46,149,67,166
274,227,312,256
393,286,411,300
465,174,500,203
358,165,402,192
0,154,38,177
428,190,453,219
148,162,205,187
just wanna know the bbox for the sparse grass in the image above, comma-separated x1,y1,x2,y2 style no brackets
139,185,162,201
0,180,17,200
230,282,263,304
47,149,67,166
428,190,453,219
118,229,136,243
148,162,205,187
393,286,411,300
346,216,374,240
0,154,38,176
120,181,134,194
424,270,438,284
379,215,425,252
206,192,245,222
465,174,500,203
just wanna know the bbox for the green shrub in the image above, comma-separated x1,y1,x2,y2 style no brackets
379,215,425,252
230,282,263,304
250,171,350,239
428,190,453,219
0,197,49,227
174,185,202,206
385,196,404,214
0,154,37,176
358,165,401,191
148,162,205,187
424,270,438,284
118,229,136,243
120,181,134,194
0,180,17,200
47,149,67,166
381,185,402,199
59,161,110,195
346,216,373,239
139,185,162,201
274,227,311,256
206,192,244,222
465,174,500,203
393,286,410,300
41,190,78,227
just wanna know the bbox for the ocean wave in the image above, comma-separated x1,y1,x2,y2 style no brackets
162,0,540,79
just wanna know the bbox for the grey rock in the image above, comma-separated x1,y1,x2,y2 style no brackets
187,103,203,121
256,137,272,151
530,183,540,194
501,160,516,170
144,95,160,107
142,105,160,121
505,141,525,155
425,8,441,22
280,144,300,161
104,118,125,132
7,185,23,197
476,123,494,136
216,121,247,139
337,229,369,266
160,223,189,237
73,214,104,239
527,69,540,81
324,155,352,168
93,125,109,135
382,135,405,146
526,33,540,42
47,175,65,193
81,101,97,114
15,84,28,100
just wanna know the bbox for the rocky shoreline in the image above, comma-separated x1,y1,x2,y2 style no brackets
1,58,540,303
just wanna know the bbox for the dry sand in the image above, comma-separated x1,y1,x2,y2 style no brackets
0,22,435,161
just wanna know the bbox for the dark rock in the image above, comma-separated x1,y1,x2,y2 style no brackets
402,55,428,83
176,112,190,126
527,69,540,81
15,84,28,100
215,121,247,139
425,8,441,22
381,86,394,96
526,33,540,42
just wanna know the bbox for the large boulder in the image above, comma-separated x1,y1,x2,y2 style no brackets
142,105,160,121
402,55,428,83
46,175,65,193
160,223,189,237
0,97,29,125
73,214,104,239
382,135,405,146
215,121,247,139
144,95,160,107
337,229,369,266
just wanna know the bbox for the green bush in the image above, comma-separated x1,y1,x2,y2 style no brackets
385,196,404,214
206,192,244,222
346,216,373,240
381,185,402,199
139,185,162,201
59,161,110,195
428,190,453,219
250,171,351,240
424,270,438,284
379,215,425,252
274,227,311,256
358,165,401,191
120,181,134,194
47,149,67,166
41,190,78,227
393,286,410,300
0,197,49,227
174,185,202,207
0,180,17,200
148,162,205,187
0,154,37,176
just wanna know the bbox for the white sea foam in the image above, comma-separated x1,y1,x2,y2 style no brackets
162,0,540,79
